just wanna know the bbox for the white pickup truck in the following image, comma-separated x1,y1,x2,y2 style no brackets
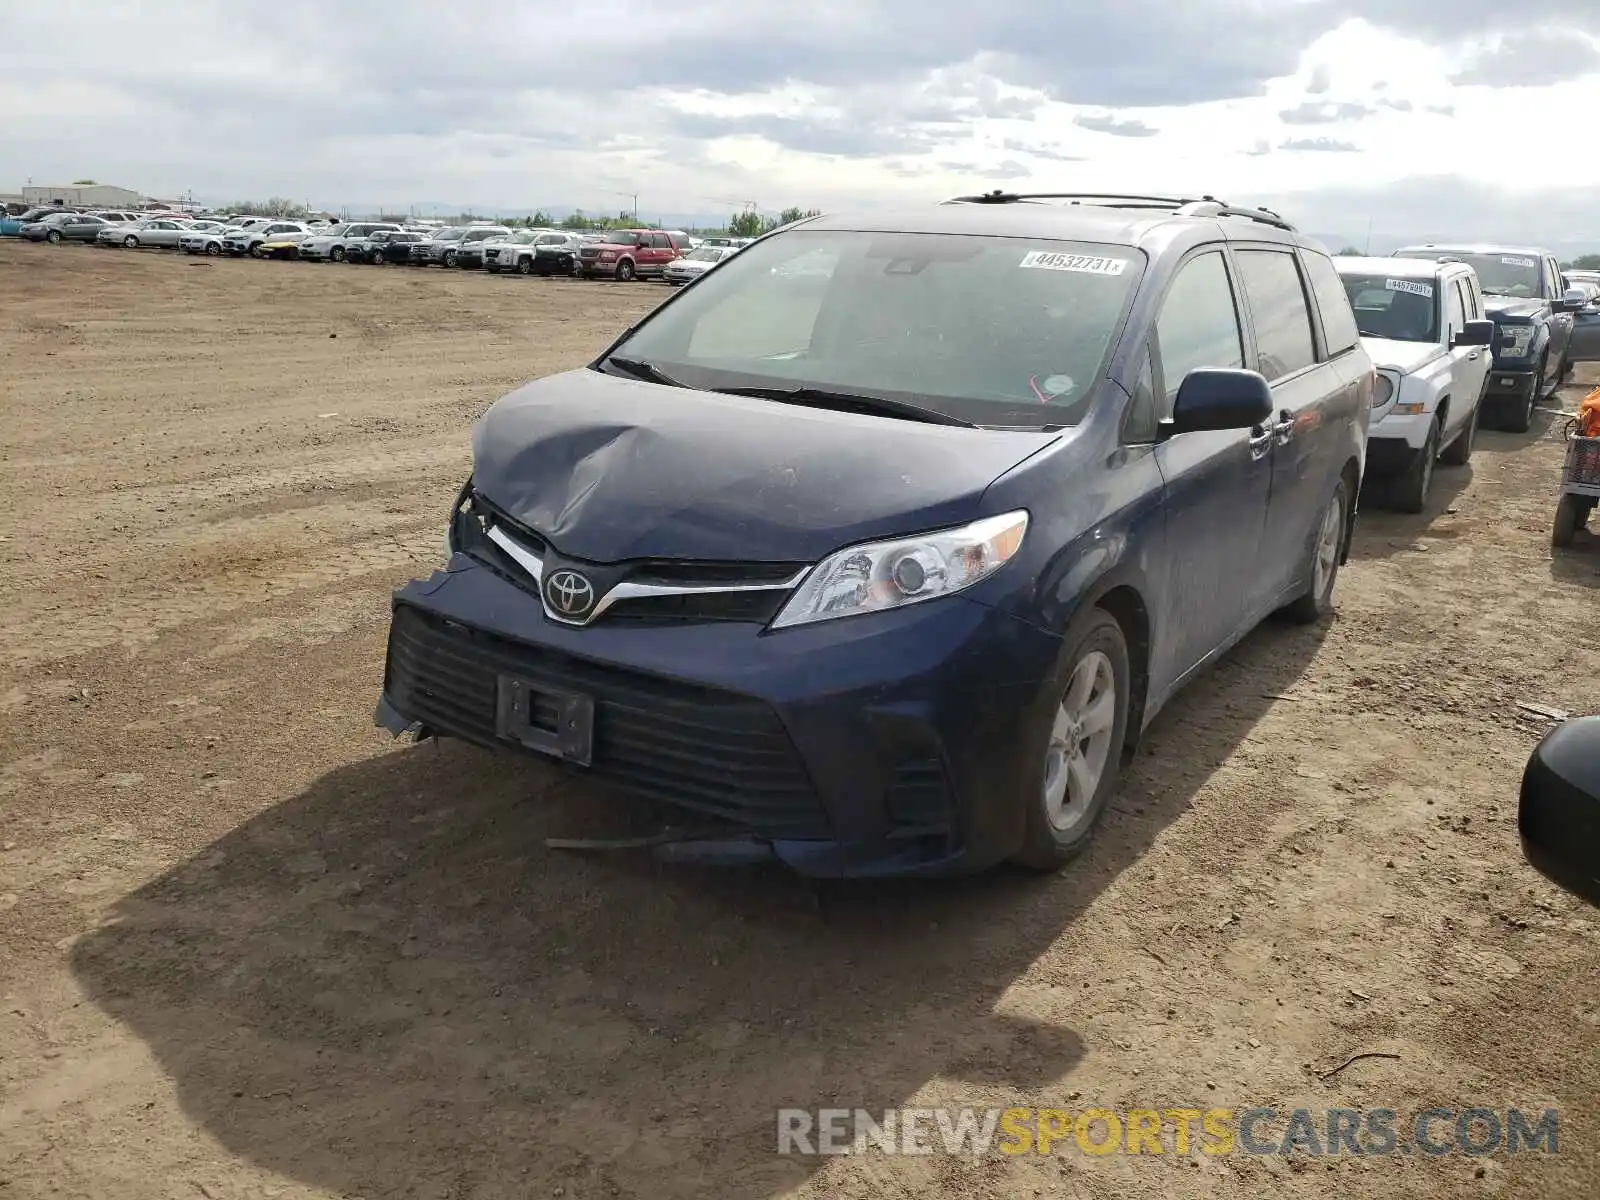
1334,256,1496,512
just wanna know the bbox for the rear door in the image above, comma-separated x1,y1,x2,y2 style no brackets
1545,255,1576,372
1234,244,1347,607
1149,246,1274,679
1448,273,1491,422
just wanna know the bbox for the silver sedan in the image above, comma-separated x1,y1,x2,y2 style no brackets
96,217,198,249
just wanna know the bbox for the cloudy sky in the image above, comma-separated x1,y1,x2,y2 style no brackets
4,2,1600,242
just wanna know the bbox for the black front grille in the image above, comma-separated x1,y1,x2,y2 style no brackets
384,605,830,838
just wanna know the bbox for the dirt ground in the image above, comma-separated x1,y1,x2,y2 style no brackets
1,238,1597,1200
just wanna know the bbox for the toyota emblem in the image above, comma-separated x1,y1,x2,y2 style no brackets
545,569,596,618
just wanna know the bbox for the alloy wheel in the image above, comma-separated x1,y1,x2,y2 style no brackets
1042,650,1117,835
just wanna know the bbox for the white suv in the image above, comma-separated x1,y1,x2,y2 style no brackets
1335,255,1494,512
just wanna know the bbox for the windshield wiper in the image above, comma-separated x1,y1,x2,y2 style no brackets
603,356,687,387
712,385,976,427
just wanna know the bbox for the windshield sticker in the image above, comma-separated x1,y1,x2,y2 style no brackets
1019,251,1128,275
1386,279,1434,298
1501,255,1536,268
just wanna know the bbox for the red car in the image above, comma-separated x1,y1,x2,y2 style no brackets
576,229,689,281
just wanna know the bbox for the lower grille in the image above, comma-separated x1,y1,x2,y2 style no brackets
384,605,830,838
884,757,953,839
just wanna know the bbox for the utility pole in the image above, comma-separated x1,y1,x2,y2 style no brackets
607,189,638,222
1364,215,1373,255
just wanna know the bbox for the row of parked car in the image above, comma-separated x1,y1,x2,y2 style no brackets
5,206,754,286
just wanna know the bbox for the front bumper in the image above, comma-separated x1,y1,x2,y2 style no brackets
578,256,618,276
1486,368,1538,408
375,557,1063,877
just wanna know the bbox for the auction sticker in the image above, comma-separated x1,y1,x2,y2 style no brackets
1385,279,1434,298
1501,255,1536,267
1020,251,1128,275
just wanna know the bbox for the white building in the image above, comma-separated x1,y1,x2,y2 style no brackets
21,183,144,209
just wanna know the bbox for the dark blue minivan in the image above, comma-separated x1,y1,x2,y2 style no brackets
377,193,1373,877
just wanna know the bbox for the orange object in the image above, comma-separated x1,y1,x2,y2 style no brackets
1581,386,1600,437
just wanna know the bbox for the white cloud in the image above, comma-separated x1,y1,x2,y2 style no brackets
3,7,1600,242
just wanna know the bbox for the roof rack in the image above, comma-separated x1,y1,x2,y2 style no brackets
939,190,1296,232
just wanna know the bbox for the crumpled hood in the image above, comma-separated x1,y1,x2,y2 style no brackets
1360,336,1446,375
470,369,1061,563
1482,295,1545,321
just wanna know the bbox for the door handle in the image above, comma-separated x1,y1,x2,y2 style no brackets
1248,427,1272,461
1272,411,1295,445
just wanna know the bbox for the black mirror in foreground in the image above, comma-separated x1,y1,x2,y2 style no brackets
1451,319,1495,348
1162,368,1275,438
1519,716,1600,908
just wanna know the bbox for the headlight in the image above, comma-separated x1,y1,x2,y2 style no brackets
1373,372,1394,407
599,251,616,261
1499,325,1535,357
445,479,477,555
771,511,1029,629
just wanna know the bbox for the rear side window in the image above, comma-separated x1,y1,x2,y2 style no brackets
1235,250,1316,381
1300,251,1360,357
1153,250,1244,405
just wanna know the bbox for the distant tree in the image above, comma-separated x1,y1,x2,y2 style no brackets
560,209,591,230
1571,253,1600,271
72,179,97,185
1336,246,1363,256
728,210,764,238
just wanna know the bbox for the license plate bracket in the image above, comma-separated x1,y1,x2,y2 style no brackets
495,675,594,766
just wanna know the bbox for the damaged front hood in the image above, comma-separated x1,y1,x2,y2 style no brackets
470,369,1060,563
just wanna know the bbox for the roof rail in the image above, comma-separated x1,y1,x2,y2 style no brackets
940,190,1296,232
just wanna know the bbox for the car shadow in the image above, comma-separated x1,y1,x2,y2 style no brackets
71,619,1328,1199
1349,462,1475,560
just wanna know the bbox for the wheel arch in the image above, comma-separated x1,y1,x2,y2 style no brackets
1339,456,1361,564
1092,583,1152,753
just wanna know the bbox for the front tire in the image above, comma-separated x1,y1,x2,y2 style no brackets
517,255,535,276
331,246,346,263
1280,478,1348,624
1393,419,1439,513
442,249,457,267
615,258,636,282
123,235,139,248
205,241,221,256
371,249,386,265
1013,609,1130,871
1439,401,1476,466
1504,357,1543,433
46,230,62,244
249,243,263,259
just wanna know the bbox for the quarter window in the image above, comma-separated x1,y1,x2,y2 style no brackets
1235,250,1316,381
1153,251,1244,408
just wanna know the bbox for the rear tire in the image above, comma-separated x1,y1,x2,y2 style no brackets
1392,420,1439,513
1011,608,1130,871
1280,478,1348,623
1553,494,1585,548
1439,401,1476,466
517,255,535,276
331,246,346,263
46,230,62,244
123,235,139,248
205,241,221,256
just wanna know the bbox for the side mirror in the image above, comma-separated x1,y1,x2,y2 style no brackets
1161,368,1274,438
1519,716,1600,907
1451,319,1495,348
1560,289,1588,312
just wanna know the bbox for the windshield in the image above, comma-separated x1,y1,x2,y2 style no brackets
1340,274,1439,343
685,247,724,262
601,231,643,245
435,227,468,241
608,230,1144,427
535,234,568,245
1436,252,1540,297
